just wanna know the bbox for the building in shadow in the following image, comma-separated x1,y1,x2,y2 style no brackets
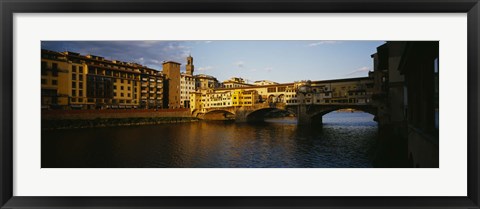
370,41,439,168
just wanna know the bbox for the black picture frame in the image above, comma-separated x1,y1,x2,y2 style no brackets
1,0,479,208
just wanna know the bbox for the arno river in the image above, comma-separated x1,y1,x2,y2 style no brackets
42,112,378,168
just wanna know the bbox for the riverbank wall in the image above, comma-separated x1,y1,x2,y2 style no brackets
42,109,197,130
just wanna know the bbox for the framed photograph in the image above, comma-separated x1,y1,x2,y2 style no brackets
1,0,479,208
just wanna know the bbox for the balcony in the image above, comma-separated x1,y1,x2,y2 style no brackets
141,90,147,93
142,78,148,81
149,91,154,94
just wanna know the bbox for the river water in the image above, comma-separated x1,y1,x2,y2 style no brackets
42,112,378,168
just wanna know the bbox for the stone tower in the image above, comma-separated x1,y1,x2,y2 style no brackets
162,61,181,109
186,55,194,75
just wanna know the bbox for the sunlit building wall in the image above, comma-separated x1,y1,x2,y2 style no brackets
41,49,165,110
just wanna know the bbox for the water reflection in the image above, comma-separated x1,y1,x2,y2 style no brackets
42,112,378,168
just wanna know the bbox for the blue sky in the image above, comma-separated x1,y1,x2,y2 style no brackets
41,41,385,83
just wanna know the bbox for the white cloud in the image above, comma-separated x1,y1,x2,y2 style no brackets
134,57,145,64
345,66,372,76
234,61,245,68
264,67,273,72
198,66,213,71
163,43,189,51
149,59,162,64
307,41,341,47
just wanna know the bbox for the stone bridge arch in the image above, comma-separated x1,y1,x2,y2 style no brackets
307,105,377,124
201,109,236,120
191,109,202,117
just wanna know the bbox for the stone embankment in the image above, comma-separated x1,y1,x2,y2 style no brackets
42,109,198,130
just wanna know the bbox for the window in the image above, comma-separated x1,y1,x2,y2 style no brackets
121,86,124,90
79,66,83,72
41,61,47,70
79,75,83,81
52,63,58,76
72,81,76,88
52,80,57,85
41,62,47,75
72,90,76,96
121,93,124,97
79,82,83,89
72,66,77,72
72,74,76,80
79,90,83,97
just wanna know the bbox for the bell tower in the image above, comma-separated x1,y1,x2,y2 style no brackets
186,54,194,75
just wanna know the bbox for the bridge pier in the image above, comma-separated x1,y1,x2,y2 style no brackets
311,115,323,125
297,104,311,126
234,109,248,122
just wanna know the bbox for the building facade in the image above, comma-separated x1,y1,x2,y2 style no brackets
162,61,181,109
180,73,195,108
194,74,220,90
189,77,373,114
180,55,196,108
222,77,254,88
369,41,439,168
41,49,165,110
253,80,279,86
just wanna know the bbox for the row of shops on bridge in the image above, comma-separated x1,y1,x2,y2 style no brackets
189,77,375,114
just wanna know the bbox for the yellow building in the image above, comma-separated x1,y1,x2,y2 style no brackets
41,49,165,110
231,89,257,107
41,51,79,109
162,61,181,109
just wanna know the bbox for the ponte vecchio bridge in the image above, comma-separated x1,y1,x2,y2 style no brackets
190,77,379,125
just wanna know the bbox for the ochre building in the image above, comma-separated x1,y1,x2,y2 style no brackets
41,49,168,110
